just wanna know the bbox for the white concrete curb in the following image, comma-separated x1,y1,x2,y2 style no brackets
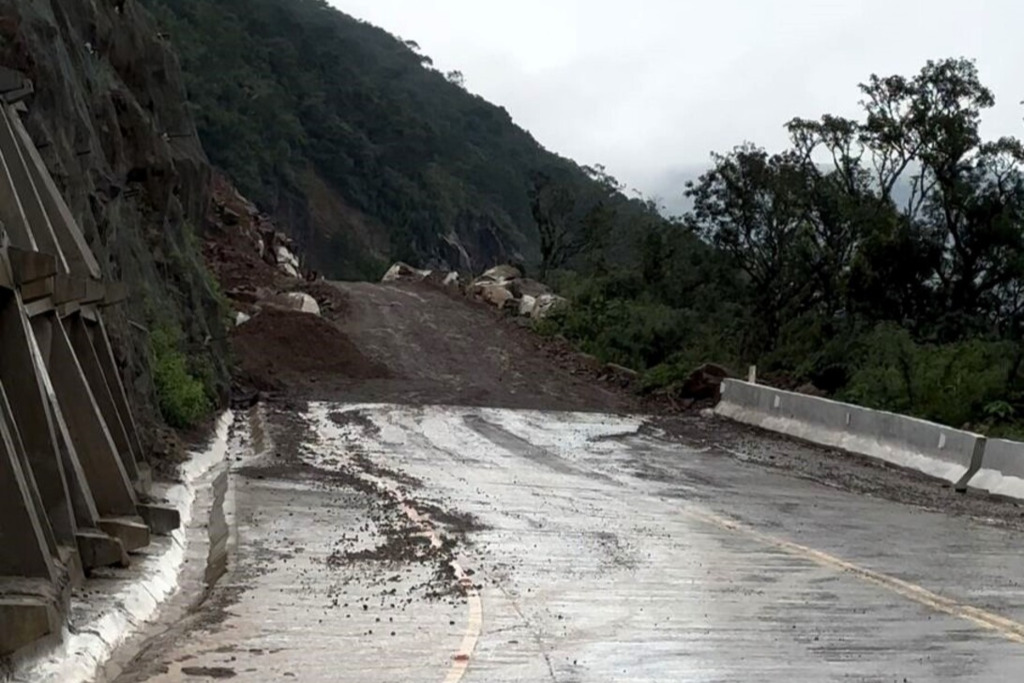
11,411,235,683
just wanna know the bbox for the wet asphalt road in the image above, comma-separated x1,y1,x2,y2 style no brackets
117,403,1024,682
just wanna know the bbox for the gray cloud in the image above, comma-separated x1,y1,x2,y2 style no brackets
332,0,1024,206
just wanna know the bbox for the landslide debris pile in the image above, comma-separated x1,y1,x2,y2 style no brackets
382,262,568,321
204,171,308,294
201,170,388,399
379,260,728,410
231,307,389,394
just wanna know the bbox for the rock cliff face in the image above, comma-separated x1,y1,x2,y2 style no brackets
0,0,228,445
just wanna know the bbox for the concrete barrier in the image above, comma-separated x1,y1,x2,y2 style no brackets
964,439,1024,500
715,380,985,489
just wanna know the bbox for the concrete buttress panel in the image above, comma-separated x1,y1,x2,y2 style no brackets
27,312,103,531
0,379,56,581
7,106,100,279
34,314,138,518
0,291,78,547
0,107,67,273
0,127,34,252
89,315,145,465
66,313,140,484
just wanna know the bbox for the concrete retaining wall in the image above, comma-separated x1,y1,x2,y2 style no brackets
0,80,181,661
715,380,985,488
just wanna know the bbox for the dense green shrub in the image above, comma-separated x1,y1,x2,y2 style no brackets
840,325,1019,430
151,324,212,429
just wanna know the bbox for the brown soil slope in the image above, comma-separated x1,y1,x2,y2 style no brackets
236,280,634,413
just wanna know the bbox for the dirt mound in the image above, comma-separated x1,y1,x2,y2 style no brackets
205,232,282,294
231,308,389,393
295,281,351,321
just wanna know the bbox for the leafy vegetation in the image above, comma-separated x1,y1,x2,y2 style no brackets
840,326,1018,433
150,323,213,429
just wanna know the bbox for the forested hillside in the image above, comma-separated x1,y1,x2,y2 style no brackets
139,0,1023,434
140,0,664,279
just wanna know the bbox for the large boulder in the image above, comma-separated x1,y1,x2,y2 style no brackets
679,363,730,400
478,282,516,309
287,292,321,315
382,262,432,283
602,362,640,388
264,292,321,316
518,278,551,298
275,244,301,278
468,265,564,319
478,264,522,284
519,294,537,317
253,228,304,278
532,293,568,319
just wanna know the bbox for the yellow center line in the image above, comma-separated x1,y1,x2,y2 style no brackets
366,475,484,683
683,506,1024,645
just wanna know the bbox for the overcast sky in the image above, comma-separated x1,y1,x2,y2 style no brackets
331,0,1024,211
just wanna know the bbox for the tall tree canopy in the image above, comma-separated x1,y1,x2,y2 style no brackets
545,58,1024,433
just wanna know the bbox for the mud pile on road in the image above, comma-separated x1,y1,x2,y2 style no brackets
372,261,723,414
200,172,391,401
206,200,718,413
193,168,401,403
231,308,389,393
422,276,721,414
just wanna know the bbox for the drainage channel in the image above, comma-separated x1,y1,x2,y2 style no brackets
92,419,243,683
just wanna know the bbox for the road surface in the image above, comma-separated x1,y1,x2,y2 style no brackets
111,401,1024,682
109,282,1024,681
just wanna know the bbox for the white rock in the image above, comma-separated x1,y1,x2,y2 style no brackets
276,244,300,269
519,294,537,317
281,292,321,316
234,311,252,326
478,283,515,308
443,271,460,287
478,264,521,284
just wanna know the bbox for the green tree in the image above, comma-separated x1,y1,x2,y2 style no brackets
685,144,813,353
529,171,578,279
